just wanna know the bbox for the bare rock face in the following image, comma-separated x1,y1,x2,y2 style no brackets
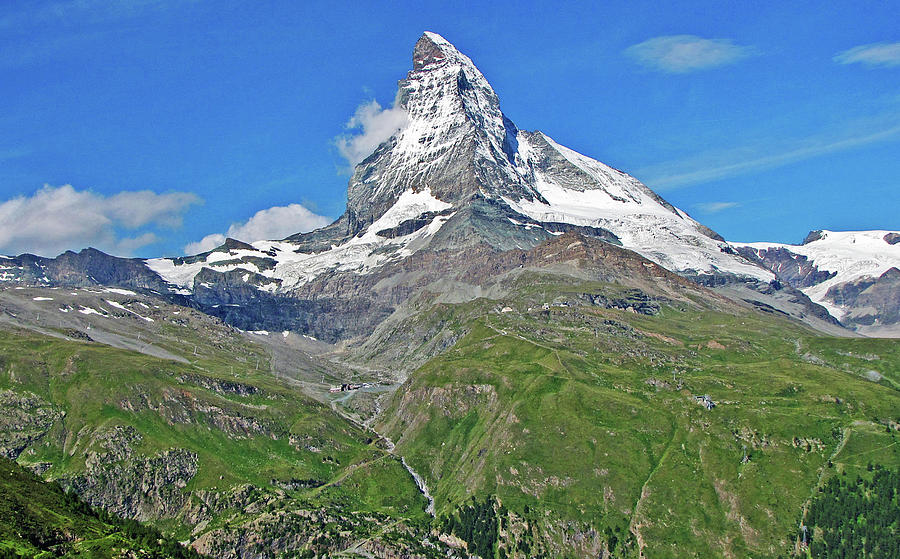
735,245,836,289
0,390,60,460
824,267,900,329
61,425,199,522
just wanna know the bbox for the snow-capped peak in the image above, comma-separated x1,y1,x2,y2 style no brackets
147,31,774,296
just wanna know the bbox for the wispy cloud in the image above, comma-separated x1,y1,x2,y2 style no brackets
0,1,184,68
0,147,30,163
625,35,755,73
335,100,408,170
0,184,199,257
695,201,739,214
0,0,176,32
642,121,900,189
834,41,900,68
185,203,331,255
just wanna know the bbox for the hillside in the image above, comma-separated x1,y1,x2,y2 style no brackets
0,456,205,558
0,323,456,558
378,269,900,557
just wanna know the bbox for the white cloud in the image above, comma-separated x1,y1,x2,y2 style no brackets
335,100,408,169
695,201,739,214
184,203,331,255
0,184,199,257
185,233,226,255
642,121,900,189
626,35,755,73
834,42,900,68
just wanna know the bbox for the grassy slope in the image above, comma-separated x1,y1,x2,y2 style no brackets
0,326,428,548
0,456,203,558
379,276,900,558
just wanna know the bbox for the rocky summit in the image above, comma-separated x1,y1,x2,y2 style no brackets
1,31,899,559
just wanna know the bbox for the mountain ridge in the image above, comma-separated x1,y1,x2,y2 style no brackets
0,32,895,337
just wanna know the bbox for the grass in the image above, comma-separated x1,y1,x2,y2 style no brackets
2,271,898,557
378,276,900,558
0,325,429,548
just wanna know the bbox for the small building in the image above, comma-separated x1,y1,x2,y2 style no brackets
695,394,716,410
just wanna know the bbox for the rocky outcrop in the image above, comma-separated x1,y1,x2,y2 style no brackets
118,388,276,439
0,390,60,460
61,425,198,522
823,267,900,329
578,289,661,315
176,373,259,396
736,245,836,289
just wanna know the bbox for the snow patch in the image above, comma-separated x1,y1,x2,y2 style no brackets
103,287,136,296
78,306,106,317
106,299,154,322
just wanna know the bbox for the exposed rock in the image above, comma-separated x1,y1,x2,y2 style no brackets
176,373,260,396
802,230,825,245
735,246,835,289
62,425,199,522
118,388,276,439
578,289,661,315
823,266,900,329
0,390,60,459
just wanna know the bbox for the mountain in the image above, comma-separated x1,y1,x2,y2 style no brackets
7,32,884,339
144,32,771,291
2,34,895,339
1,31,900,559
736,230,900,336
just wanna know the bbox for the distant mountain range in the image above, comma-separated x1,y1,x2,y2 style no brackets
737,230,900,336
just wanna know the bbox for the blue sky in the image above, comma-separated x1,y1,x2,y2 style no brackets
0,0,898,257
